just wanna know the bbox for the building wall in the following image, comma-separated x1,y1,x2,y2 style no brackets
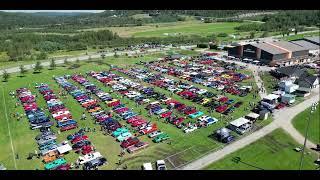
242,44,257,59
228,46,242,57
291,50,309,57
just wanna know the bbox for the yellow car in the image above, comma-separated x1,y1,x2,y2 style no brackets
201,98,211,105
88,106,102,113
106,99,119,104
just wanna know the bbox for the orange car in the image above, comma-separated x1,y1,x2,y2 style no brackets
43,151,59,163
88,106,102,113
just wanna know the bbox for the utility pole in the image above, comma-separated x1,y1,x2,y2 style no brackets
299,102,318,170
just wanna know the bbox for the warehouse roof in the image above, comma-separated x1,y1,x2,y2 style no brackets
290,40,320,50
250,42,287,55
304,36,320,44
269,41,308,52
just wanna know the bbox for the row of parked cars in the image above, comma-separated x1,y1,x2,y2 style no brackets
98,70,219,134
66,130,107,170
16,87,72,170
118,67,244,115
71,73,150,153
89,71,172,145
54,76,108,170
146,59,250,97
17,88,53,130
36,83,78,132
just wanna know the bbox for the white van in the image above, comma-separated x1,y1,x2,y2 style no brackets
142,163,153,170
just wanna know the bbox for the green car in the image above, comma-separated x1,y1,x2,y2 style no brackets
112,127,129,137
116,132,132,142
44,158,67,170
188,111,204,119
153,133,170,143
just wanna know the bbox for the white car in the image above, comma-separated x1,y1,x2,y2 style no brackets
183,126,198,133
156,160,166,170
148,131,163,138
197,89,208,95
142,163,153,170
78,152,102,165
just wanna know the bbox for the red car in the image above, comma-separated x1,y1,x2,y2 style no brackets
55,114,72,121
216,105,228,113
61,124,78,132
54,164,71,170
115,107,129,114
219,97,229,103
184,108,197,115
71,135,89,144
139,124,157,135
131,120,147,127
127,116,144,123
172,117,185,125
275,103,286,109
160,111,172,118
120,137,140,148
81,145,93,155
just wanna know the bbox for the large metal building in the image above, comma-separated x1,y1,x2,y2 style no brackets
228,40,310,66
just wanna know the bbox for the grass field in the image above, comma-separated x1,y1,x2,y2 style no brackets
259,71,279,94
204,128,319,170
79,20,243,38
133,22,242,38
292,104,320,144
283,31,320,41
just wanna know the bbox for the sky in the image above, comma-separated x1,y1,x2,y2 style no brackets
1,10,105,13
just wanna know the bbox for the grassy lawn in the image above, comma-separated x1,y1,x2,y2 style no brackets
259,71,279,94
292,104,320,144
204,128,319,170
282,31,320,41
133,22,242,38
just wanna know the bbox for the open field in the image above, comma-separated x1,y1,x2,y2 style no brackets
292,104,320,144
79,20,243,38
204,128,318,170
283,31,320,41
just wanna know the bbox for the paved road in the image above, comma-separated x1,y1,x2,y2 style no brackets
180,90,319,170
0,48,170,75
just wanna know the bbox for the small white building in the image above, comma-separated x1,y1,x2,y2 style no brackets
278,80,299,93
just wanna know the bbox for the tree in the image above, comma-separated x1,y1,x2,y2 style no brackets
114,52,119,58
64,58,69,65
249,31,255,39
2,70,9,82
260,31,269,38
37,51,48,60
33,61,43,73
19,65,27,77
49,58,56,69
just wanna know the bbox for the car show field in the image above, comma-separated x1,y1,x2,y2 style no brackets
0,50,267,170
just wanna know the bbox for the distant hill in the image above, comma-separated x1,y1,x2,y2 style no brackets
31,12,94,17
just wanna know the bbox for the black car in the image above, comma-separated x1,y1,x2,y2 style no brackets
192,96,203,103
83,157,107,170
72,140,91,150
222,108,234,115
204,92,215,98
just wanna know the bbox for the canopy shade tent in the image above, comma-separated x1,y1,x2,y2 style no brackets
57,143,72,154
246,112,260,119
229,117,250,128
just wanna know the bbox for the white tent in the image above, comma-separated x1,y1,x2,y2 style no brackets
57,143,72,154
246,112,260,119
230,117,250,128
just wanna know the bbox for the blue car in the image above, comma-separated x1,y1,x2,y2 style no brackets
226,99,235,105
57,120,77,128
